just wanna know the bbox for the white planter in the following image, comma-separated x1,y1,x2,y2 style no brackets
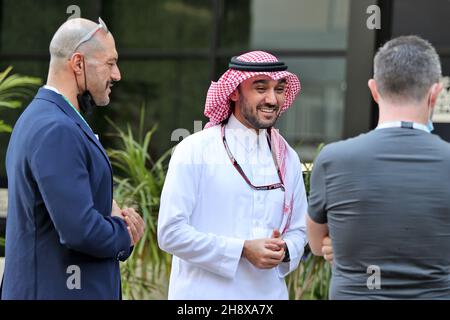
0,257,4,280
0,189,7,218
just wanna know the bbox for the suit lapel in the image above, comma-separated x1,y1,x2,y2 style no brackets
34,88,112,173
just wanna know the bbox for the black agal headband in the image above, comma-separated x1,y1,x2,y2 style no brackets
228,56,288,72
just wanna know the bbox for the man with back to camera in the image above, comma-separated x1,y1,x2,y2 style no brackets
0,17,144,300
307,35,450,299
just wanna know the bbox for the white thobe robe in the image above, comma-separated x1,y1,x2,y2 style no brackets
158,114,308,299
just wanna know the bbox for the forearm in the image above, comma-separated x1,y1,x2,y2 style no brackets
306,215,328,256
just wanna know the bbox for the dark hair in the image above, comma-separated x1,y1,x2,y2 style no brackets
374,35,442,102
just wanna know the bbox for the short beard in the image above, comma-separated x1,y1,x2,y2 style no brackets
91,82,111,107
239,94,280,129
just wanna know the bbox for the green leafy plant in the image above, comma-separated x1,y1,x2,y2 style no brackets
0,237,5,247
0,66,42,133
106,107,172,300
287,253,332,299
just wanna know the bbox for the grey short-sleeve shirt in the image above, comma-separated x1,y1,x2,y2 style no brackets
308,128,450,299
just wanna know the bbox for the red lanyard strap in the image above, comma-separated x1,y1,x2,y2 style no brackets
221,124,285,192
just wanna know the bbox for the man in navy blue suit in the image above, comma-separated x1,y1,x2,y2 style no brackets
0,17,145,299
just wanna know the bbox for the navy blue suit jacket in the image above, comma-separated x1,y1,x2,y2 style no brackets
1,88,131,299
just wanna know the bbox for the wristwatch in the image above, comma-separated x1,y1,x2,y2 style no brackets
282,243,290,262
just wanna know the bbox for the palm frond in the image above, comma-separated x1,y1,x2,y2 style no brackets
0,67,42,106
0,120,12,133
0,66,42,133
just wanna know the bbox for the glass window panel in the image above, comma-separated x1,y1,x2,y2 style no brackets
221,0,349,50
276,58,346,162
0,0,213,54
220,0,251,49
392,0,450,48
104,0,212,50
1,0,99,53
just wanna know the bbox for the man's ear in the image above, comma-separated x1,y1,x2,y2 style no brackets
429,82,444,107
368,79,380,104
69,53,84,75
229,88,239,102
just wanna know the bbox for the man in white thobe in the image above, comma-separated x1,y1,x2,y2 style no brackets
158,51,308,299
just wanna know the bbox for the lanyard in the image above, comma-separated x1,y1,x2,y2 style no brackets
221,124,285,191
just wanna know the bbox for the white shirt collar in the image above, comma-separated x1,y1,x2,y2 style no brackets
376,121,430,133
43,85,62,95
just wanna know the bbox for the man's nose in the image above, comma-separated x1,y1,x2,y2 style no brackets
265,89,277,105
112,64,121,82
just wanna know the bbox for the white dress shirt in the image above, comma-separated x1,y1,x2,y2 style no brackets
158,114,308,299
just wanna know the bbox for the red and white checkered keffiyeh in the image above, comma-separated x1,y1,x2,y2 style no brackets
204,51,301,129
270,128,295,235
204,51,301,235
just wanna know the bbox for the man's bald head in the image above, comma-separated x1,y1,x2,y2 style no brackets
49,18,107,65
46,17,120,109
